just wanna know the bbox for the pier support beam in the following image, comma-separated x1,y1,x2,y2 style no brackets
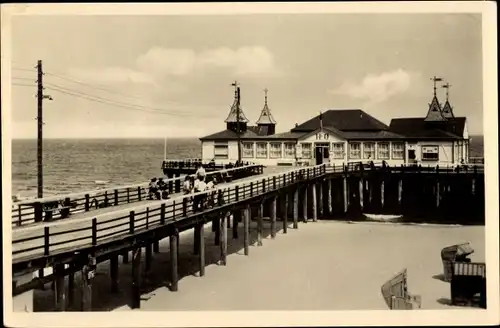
145,243,152,278
220,212,228,265
169,232,179,291
194,225,200,255
303,186,308,223
122,251,129,264
232,211,239,240
271,196,277,238
343,177,348,213
398,179,403,206
359,178,364,211
81,256,94,311
110,255,119,293
243,205,250,255
153,241,160,253
197,222,205,277
318,182,323,218
54,264,66,311
131,247,141,309
282,193,288,233
436,181,440,208
257,202,264,246
214,215,221,246
68,264,75,309
381,180,385,209
312,184,317,222
293,188,299,229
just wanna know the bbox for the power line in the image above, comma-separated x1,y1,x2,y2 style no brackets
44,71,158,102
12,83,36,88
46,85,200,117
12,67,35,73
45,82,194,117
13,76,36,82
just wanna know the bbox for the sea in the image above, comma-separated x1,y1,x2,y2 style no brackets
10,136,484,198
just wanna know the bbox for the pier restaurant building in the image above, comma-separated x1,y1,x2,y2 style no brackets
200,88,470,167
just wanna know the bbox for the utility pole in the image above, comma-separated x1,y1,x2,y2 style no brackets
36,60,52,199
37,60,44,199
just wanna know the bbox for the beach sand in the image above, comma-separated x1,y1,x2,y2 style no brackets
30,219,484,311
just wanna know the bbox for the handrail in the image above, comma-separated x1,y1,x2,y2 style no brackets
11,161,484,261
11,163,330,260
11,164,263,227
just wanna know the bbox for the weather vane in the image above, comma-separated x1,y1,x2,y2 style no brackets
430,76,443,96
442,82,452,101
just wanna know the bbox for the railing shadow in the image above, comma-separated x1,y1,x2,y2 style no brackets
32,216,287,311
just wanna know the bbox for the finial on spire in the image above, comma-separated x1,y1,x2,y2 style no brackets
430,76,443,96
442,82,452,101
264,88,268,105
231,80,239,98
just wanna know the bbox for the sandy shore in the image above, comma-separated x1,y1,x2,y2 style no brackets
30,219,484,311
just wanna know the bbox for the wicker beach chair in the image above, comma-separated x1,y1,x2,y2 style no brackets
381,269,422,310
451,261,486,308
441,242,474,282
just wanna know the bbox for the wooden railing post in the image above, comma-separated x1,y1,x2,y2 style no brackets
161,203,166,224
182,198,187,217
235,186,239,202
127,188,130,203
34,202,43,223
129,211,135,234
250,182,253,197
114,189,119,206
172,201,176,219
138,187,142,201
104,191,109,207
262,178,266,193
85,194,90,211
146,207,149,229
273,176,277,190
17,205,22,226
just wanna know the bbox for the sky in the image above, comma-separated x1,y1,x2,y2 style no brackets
8,13,483,139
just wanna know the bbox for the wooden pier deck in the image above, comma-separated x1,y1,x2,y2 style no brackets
11,162,485,311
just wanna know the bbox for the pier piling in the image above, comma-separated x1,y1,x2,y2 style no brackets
303,186,308,223
232,211,239,239
312,184,317,222
293,188,299,229
54,263,66,311
271,196,277,238
169,233,178,291
198,222,205,277
318,182,323,218
343,177,348,213
282,193,288,233
243,205,250,255
110,255,119,293
220,212,228,265
153,241,160,253
257,202,264,246
81,258,93,311
131,247,141,309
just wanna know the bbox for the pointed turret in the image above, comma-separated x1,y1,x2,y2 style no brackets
424,76,446,122
225,82,248,133
441,82,455,119
256,88,276,135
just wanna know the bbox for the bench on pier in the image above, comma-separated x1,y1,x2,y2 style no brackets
450,261,486,308
43,202,73,221
441,242,474,282
381,269,421,310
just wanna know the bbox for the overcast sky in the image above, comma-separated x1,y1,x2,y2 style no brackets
9,13,483,138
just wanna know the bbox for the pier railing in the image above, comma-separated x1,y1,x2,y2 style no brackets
11,164,263,227
469,157,485,165
12,164,334,262
162,159,257,170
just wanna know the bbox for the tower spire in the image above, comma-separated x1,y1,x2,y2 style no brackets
430,76,443,97
442,82,451,102
264,87,268,105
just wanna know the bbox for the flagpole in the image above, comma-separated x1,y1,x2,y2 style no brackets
164,136,167,160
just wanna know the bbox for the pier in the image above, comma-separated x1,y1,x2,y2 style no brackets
12,162,485,311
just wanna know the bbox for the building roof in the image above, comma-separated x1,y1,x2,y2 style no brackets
255,93,277,125
341,130,406,140
424,95,446,122
199,126,305,141
441,100,455,119
389,117,466,139
224,91,249,124
291,109,389,132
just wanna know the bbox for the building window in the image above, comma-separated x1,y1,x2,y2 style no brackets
422,145,439,161
392,142,404,160
332,143,344,159
256,142,268,158
270,142,282,158
284,142,296,158
214,143,229,159
242,142,254,158
377,142,390,160
363,142,375,160
349,142,361,160
301,143,312,159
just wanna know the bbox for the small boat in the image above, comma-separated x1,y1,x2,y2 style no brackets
363,213,403,221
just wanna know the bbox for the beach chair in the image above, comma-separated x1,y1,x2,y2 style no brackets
441,242,474,282
381,269,422,310
451,261,486,308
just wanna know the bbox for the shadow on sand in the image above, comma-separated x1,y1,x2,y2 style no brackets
33,217,291,311
432,274,446,282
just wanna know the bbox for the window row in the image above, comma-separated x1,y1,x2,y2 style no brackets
300,142,405,160
243,142,296,159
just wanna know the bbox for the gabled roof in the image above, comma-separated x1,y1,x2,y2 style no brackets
256,102,277,125
424,95,446,122
224,92,249,124
199,127,304,141
291,109,389,132
441,100,455,119
389,117,466,139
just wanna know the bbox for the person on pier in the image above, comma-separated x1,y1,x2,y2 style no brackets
193,176,207,212
183,175,192,195
148,178,159,200
206,177,218,208
195,163,206,181
158,178,169,200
